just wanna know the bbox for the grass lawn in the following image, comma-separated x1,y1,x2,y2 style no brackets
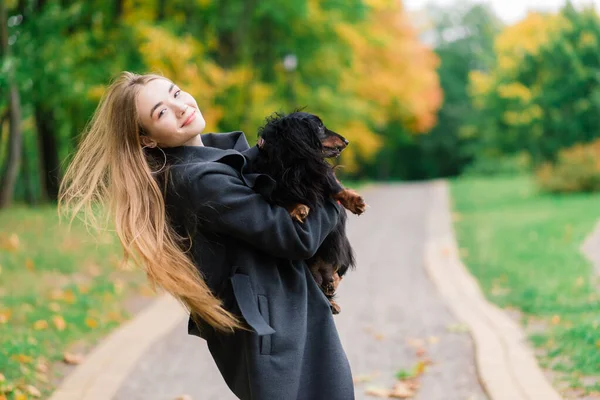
450,175,600,397
0,206,148,400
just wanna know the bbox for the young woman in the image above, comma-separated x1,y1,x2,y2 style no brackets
58,72,355,399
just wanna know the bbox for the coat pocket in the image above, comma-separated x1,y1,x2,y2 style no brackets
230,273,275,343
257,295,272,355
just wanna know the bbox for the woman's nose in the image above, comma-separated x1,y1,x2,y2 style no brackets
176,103,188,117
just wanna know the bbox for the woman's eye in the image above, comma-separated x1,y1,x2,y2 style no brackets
174,90,181,98
158,109,166,118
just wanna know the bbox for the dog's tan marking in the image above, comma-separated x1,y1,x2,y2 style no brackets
289,204,310,223
334,189,367,215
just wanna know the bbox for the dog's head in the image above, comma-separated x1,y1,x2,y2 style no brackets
257,111,348,159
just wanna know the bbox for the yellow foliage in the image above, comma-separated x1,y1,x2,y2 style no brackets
338,3,442,134
134,24,227,130
497,83,533,102
536,138,600,192
338,121,383,173
494,12,566,73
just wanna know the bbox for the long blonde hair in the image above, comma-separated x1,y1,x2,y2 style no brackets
58,72,241,332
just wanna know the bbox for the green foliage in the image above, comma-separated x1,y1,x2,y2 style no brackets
536,138,600,193
468,3,600,168
451,175,600,395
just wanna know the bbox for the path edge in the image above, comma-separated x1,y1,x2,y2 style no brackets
49,294,187,400
424,180,562,400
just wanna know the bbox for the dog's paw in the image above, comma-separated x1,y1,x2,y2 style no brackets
335,189,367,215
330,300,341,315
289,204,310,223
323,280,336,297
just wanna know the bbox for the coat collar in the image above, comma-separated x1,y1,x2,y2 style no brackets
162,131,255,165
161,131,274,199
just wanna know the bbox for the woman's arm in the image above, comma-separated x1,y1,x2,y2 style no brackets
181,163,341,260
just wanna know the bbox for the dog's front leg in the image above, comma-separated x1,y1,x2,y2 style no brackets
288,203,310,223
333,189,367,215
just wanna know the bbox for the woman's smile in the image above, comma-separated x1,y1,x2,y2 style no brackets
181,109,196,128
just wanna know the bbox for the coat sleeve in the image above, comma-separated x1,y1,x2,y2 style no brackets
181,163,341,260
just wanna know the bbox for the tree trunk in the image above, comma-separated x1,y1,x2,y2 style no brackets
0,1,23,208
34,106,60,202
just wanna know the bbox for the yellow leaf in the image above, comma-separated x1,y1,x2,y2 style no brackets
0,309,11,324
25,258,35,271
14,392,27,400
33,320,48,330
551,315,560,325
12,354,33,363
63,289,76,304
4,233,20,251
85,317,98,329
52,315,67,331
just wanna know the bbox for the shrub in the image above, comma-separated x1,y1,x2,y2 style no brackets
535,138,600,193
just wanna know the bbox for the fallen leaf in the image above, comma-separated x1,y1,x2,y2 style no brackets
26,384,41,397
551,315,560,325
85,317,98,329
63,352,84,365
390,381,415,398
414,360,428,376
405,338,425,349
4,234,20,251
427,336,439,344
25,258,35,271
53,316,67,331
36,359,49,373
0,310,11,324
365,386,391,397
33,320,48,330
12,354,33,364
63,289,76,304
13,391,26,400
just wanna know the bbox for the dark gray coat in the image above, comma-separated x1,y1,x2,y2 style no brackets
162,131,355,400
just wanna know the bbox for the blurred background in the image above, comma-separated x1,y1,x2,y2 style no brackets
2,0,600,398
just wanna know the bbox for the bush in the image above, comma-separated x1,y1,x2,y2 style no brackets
535,139,600,193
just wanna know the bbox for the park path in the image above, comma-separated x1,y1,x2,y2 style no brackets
113,183,487,400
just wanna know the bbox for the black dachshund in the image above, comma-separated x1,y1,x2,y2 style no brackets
250,111,366,313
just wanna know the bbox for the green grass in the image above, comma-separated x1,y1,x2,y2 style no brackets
450,175,600,396
0,206,147,400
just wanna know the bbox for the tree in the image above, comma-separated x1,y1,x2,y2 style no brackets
0,0,23,208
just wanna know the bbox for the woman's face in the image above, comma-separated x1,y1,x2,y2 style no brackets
136,78,206,147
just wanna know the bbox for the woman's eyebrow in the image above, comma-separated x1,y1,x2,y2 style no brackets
150,83,176,118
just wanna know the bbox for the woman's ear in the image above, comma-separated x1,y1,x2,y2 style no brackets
140,135,157,148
